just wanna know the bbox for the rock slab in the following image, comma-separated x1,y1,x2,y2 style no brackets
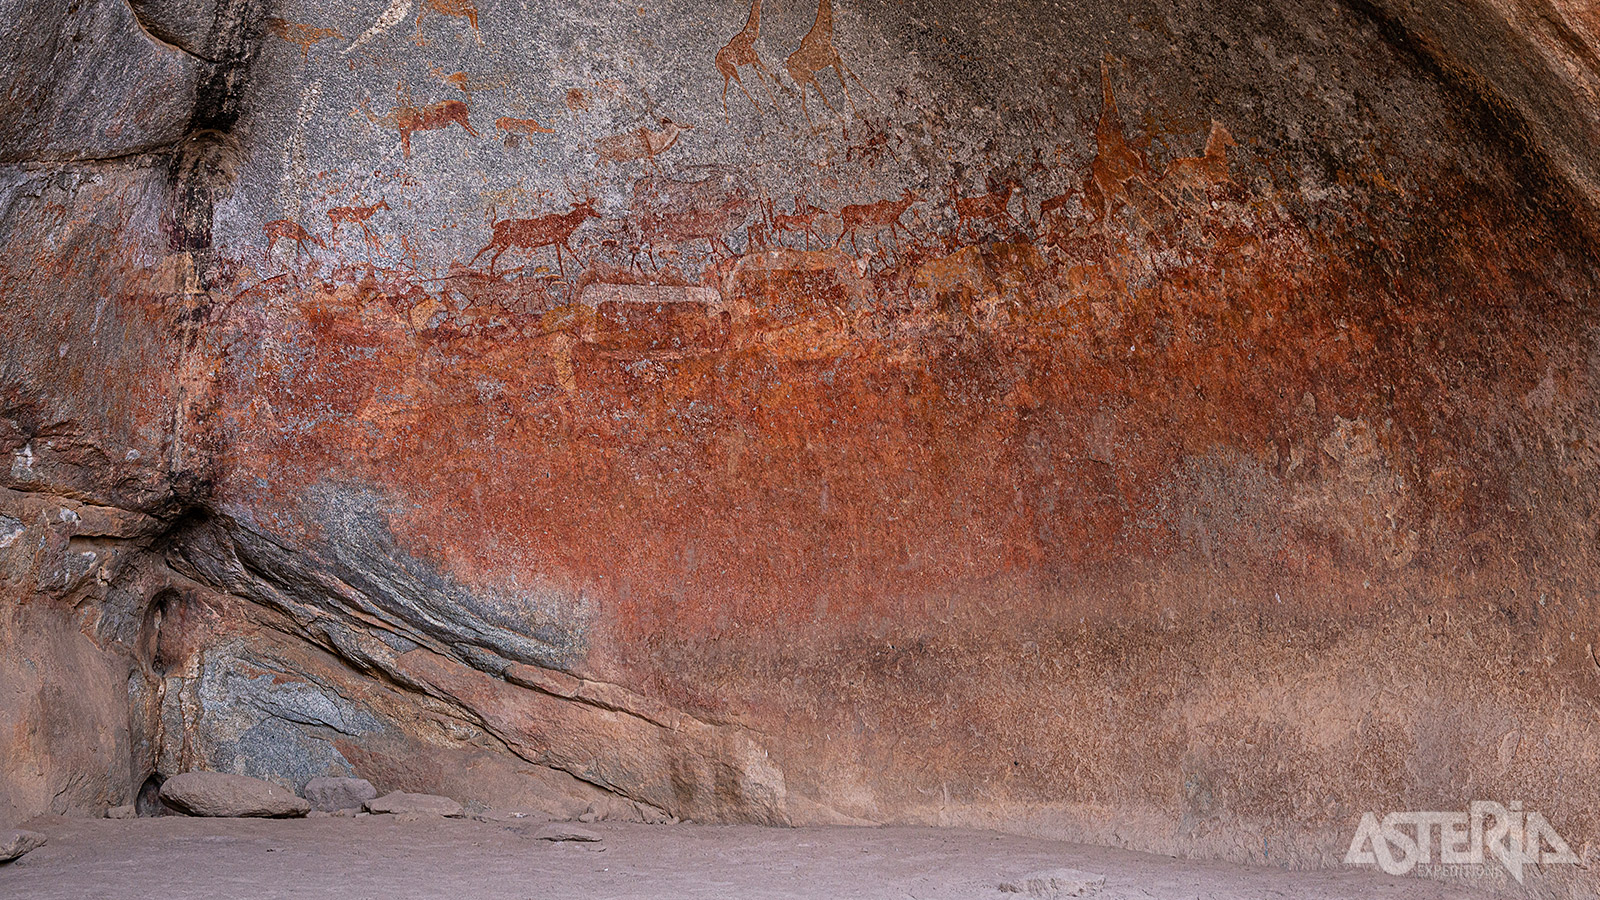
533,823,601,842
365,791,464,818
159,772,311,818
303,776,377,812
998,868,1105,898
0,830,46,862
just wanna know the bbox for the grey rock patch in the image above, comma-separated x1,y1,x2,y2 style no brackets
0,830,46,862
365,791,464,818
159,772,311,818
533,823,601,842
304,776,377,812
998,868,1105,898
0,515,22,548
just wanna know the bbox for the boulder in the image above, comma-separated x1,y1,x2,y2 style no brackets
0,830,46,862
303,776,377,812
159,772,310,818
364,791,464,818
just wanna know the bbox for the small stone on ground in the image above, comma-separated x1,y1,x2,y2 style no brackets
0,830,46,862
365,791,464,818
160,772,310,818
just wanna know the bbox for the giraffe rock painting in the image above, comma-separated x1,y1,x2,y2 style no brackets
1085,57,1157,224
784,0,874,127
714,0,781,121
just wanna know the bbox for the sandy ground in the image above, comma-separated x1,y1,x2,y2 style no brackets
0,815,1492,899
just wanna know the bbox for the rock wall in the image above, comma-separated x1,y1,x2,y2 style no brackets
3,0,1599,893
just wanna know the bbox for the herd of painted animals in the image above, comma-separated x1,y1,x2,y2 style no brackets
261,49,1235,302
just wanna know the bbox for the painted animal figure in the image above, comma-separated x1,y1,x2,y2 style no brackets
952,179,1021,241
1157,120,1236,203
265,18,344,59
469,198,600,276
328,199,391,248
715,0,780,121
262,219,325,260
430,66,511,98
771,192,830,249
496,116,556,137
784,0,873,127
837,188,919,254
416,0,479,36
595,118,693,167
1037,186,1078,230
1085,58,1155,223
631,176,753,261
394,99,478,157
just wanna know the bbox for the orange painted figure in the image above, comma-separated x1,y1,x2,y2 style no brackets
469,198,600,277
1085,57,1156,223
327,200,391,248
496,116,556,137
631,176,753,261
1157,120,1236,203
837,188,920,254
262,220,325,260
394,99,479,157
265,18,344,59
784,0,873,127
714,0,780,121
952,179,1022,241
595,118,693,168
416,0,480,37
1036,188,1078,231
771,192,831,250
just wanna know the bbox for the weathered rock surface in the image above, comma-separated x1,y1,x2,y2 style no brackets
532,824,602,843
159,773,310,818
303,777,377,812
2,0,1599,893
0,830,46,862
365,792,464,818
998,868,1105,898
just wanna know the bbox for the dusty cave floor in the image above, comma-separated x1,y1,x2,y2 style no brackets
0,815,1492,900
